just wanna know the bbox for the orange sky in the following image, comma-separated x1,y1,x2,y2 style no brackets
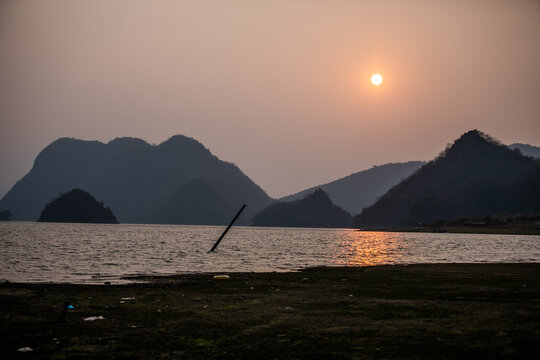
1,0,539,198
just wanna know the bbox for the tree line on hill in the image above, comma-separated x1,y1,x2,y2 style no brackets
353,130,540,228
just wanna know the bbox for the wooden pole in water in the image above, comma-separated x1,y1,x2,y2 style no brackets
210,204,246,252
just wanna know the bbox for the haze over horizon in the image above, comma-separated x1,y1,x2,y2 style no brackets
1,0,539,199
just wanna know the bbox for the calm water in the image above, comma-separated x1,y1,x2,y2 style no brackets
1,222,539,283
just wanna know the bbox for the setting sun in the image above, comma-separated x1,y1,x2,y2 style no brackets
371,73,383,86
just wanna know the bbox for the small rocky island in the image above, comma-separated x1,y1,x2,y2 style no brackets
38,188,118,224
252,189,353,228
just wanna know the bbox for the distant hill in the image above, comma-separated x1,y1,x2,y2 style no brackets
281,161,424,215
150,178,236,225
354,130,540,229
0,135,272,224
509,143,540,159
38,188,118,223
253,189,353,228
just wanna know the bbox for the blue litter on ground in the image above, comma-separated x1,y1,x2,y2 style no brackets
68,305,74,309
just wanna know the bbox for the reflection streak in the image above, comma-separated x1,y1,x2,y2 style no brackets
333,231,407,266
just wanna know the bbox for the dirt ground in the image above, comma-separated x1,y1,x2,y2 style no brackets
1,263,539,359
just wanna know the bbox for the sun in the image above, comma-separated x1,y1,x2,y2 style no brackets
371,73,383,86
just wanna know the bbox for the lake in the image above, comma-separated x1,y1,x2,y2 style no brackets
1,222,539,283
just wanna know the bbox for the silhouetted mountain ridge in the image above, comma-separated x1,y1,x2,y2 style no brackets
281,161,424,214
354,130,540,229
0,135,272,224
253,189,352,228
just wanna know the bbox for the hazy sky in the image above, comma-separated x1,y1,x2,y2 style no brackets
1,0,539,198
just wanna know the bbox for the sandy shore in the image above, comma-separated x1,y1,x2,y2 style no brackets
1,263,539,359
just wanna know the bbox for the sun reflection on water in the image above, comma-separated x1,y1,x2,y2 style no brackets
332,230,407,266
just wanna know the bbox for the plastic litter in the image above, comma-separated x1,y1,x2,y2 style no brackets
121,297,135,300
17,347,33,352
213,275,230,280
83,316,105,321
68,305,74,309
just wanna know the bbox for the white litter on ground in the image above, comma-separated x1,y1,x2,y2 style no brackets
17,347,33,352
83,316,105,321
121,297,135,300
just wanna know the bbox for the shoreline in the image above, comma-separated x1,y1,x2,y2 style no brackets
3,261,540,285
360,226,540,235
2,263,539,359
126,261,540,282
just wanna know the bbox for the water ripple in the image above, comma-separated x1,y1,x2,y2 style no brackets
0,222,539,283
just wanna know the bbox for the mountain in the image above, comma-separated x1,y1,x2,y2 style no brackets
150,178,236,225
0,135,272,224
354,130,540,229
509,143,540,159
252,189,353,228
38,188,118,223
280,161,424,215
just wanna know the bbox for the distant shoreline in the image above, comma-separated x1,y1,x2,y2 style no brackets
3,220,540,235
360,225,540,236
